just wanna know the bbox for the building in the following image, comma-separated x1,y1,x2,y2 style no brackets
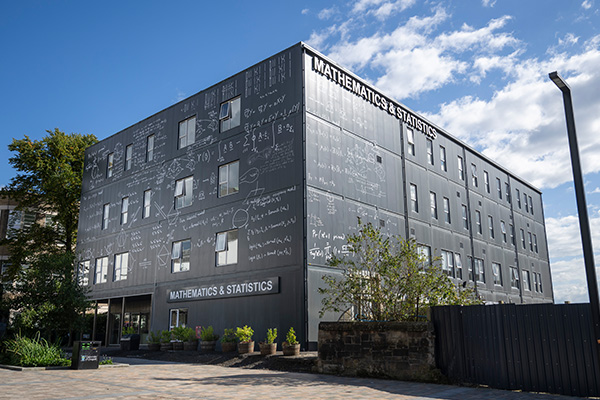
76,43,553,349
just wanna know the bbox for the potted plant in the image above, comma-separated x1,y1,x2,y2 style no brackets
160,329,173,351
120,326,140,351
147,331,161,351
182,327,198,351
200,325,219,353
259,328,277,356
282,327,300,356
235,325,254,354
221,328,237,353
171,326,186,350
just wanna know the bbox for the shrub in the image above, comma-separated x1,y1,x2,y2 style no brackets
121,326,136,336
265,328,277,344
182,327,197,342
285,327,298,345
159,330,172,343
3,332,70,367
99,356,113,365
148,331,161,344
171,326,187,341
200,326,219,342
221,328,236,343
235,325,253,343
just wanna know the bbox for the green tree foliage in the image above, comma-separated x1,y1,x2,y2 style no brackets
0,129,97,341
319,221,481,322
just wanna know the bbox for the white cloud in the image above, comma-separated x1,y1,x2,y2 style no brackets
318,7,338,20
589,187,600,194
582,0,593,10
301,8,310,15
482,0,497,7
352,0,416,19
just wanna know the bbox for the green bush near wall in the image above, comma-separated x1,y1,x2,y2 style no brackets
1,332,70,367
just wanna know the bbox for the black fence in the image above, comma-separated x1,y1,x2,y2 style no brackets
431,303,600,397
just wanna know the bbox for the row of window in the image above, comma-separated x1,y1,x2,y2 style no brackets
79,228,239,285
409,184,540,254
105,97,241,179
406,127,535,216
439,249,543,293
101,161,240,230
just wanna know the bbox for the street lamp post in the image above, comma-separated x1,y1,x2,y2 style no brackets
549,71,600,353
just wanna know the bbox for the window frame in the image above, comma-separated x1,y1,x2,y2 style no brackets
143,189,151,219
216,229,239,266
458,156,464,180
475,210,482,234
471,163,478,187
169,308,188,330
410,183,418,213
484,171,490,193
219,97,241,132
121,197,129,225
426,139,434,165
102,203,110,230
114,252,129,282
107,153,114,178
78,260,90,286
488,215,494,239
406,128,415,156
146,134,155,162
94,256,108,284
492,262,503,286
171,239,191,273
462,204,468,230
218,160,240,198
510,267,520,289
178,115,196,149
174,176,194,209
430,191,437,220
443,197,451,224
124,144,133,171
439,145,447,171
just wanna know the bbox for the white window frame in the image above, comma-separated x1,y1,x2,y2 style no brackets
94,256,108,284
426,139,434,165
462,204,468,230
510,267,520,289
172,239,191,273
406,128,415,156
475,210,482,234
121,197,129,225
78,260,90,286
124,144,133,171
410,184,418,213
497,178,502,200
455,253,463,279
533,234,538,253
520,229,526,249
216,229,239,266
175,176,193,209
218,160,240,197
488,215,494,239
219,97,241,132
522,270,531,291
114,252,128,282
471,163,478,187
529,195,534,214
169,308,188,330
443,197,451,224
146,134,155,162
102,203,110,230
474,258,485,283
516,189,521,208
492,262,503,286
430,191,437,220
178,116,196,149
107,153,114,178
440,145,447,171
458,156,464,180
441,250,455,278
143,189,152,219
484,171,490,193
501,221,507,243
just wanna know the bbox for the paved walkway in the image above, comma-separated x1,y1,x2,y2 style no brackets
0,360,586,400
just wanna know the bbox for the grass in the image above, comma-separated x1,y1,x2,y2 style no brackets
2,332,70,367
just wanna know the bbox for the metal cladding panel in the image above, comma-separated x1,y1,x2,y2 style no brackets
305,114,404,213
78,45,305,300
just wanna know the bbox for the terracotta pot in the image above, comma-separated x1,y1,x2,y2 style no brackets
160,342,173,351
172,341,184,350
237,341,255,354
221,341,237,353
183,340,197,351
148,343,161,351
282,342,300,356
200,340,217,353
259,342,277,356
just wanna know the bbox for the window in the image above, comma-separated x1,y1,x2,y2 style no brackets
506,183,511,204
473,258,485,283
510,267,520,289
430,192,437,220
216,229,238,266
426,139,434,165
143,190,151,219
443,197,451,223
528,232,533,251
178,115,196,149
169,308,188,330
501,221,507,243
455,253,463,279
107,153,114,178
410,184,418,213
510,224,516,246
496,178,502,200
440,146,447,171
534,272,543,293
492,262,503,286
94,256,108,284
475,210,482,234
6,210,36,238
441,250,455,277
462,204,468,230
458,156,464,180
406,128,415,156
175,176,193,209
520,229,526,249
484,171,490,193
488,215,494,239
102,203,110,230
78,260,90,286
533,234,539,253
219,161,239,197
516,189,521,208
172,239,191,273
522,270,531,291
529,196,534,214
121,197,129,225
219,97,241,132
114,252,128,281
124,144,133,171
471,163,478,187
524,193,529,212
146,134,155,162
417,245,431,267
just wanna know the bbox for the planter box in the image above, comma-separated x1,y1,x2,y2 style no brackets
172,341,184,351
282,342,300,356
183,341,197,351
148,343,160,351
259,342,277,356
160,342,173,351
221,342,236,353
200,341,217,353
317,321,438,382
237,341,255,354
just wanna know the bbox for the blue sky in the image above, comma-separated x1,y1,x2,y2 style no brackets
1,1,599,303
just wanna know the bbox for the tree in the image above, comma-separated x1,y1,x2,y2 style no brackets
319,221,481,322
0,129,97,341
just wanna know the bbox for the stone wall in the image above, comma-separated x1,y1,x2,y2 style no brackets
317,321,440,382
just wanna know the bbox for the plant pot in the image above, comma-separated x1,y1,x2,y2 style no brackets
160,342,173,351
200,340,217,353
221,341,237,353
183,340,197,351
172,341,184,351
148,343,161,351
259,342,277,356
282,342,300,356
237,341,255,354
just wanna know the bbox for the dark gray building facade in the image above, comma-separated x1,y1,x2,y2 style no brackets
77,43,553,348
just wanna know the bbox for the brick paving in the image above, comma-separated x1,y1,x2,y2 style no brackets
0,360,586,400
